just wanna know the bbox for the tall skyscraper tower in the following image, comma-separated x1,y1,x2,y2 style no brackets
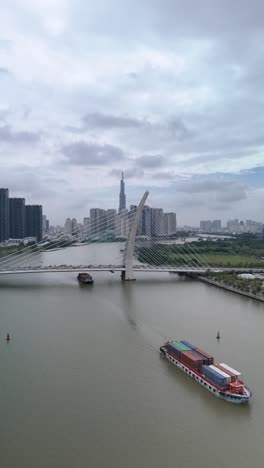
119,172,126,212
9,198,26,239
0,188,9,241
25,205,43,242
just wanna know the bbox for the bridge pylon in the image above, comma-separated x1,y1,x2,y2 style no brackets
122,191,149,281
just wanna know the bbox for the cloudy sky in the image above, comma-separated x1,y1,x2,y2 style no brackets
0,0,264,226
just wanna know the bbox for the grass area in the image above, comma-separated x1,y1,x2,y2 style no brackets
0,247,21,258
138,244,264,268
197,254,264,267
206,272,264,297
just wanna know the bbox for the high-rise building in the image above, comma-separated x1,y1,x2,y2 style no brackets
0,188,9,241
200,220,212,231
119,172,126,212
64,218,79,236
26,205,43,241
151,208,164,236
140,205,152,236
42,215,49,236
119,209,129,237
211,220,221,231
164,212,177,235
90,208,106,234
133,205,177,237
42,215,47,235
9,198,26,239
106,209,117,232
83,217,90,234
64,218,72,234
72,218,78,234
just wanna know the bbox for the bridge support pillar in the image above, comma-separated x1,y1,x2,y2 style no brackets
121,270,126,281
122,191,149,281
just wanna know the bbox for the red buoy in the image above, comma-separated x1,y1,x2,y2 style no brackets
6,334,10,342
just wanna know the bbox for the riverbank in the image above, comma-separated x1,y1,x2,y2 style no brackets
198,276,264,303
0,246,22,258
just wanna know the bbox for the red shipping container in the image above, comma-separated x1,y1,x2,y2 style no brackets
195,347,214,365
181,350,203,370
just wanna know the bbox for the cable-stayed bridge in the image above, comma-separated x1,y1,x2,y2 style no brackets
1,266,264,276
1,192,264,279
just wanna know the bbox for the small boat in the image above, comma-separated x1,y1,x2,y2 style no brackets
77,273,94,284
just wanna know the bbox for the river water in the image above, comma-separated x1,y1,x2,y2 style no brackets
0,243,264,468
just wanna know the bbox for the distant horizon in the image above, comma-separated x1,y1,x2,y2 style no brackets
2,182,264,229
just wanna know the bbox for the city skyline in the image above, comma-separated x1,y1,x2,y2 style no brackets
0,187,43,242
0,1,264,225
60,173,262,231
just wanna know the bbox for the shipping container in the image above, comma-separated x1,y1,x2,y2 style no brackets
169,342,185,355
219,363,242,377
215,364,236,382
180,340,196,350
166,343,181,358
201,365,227,386
210,365,231,383
191,350,209,365
195,347,214,365
172,341,190,351
181,350,203,370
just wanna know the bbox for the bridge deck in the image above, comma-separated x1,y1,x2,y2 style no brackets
0,266,264,275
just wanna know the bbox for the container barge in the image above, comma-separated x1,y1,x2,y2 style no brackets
160,340,252,404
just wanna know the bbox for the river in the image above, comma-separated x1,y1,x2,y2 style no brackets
0,243,263,468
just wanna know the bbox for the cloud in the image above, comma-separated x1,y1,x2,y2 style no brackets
79,112,192,142
61,141,125,166
152,171,177,180
0,104,10,122
78,0,264,44
127,72,138,79
0,125,40,144
217,185,247,203
16,0,70,36
0,164,68,202
174,178,248,207
135,155,165,168
0,67,10,74
110,168,144,179
82,112,143,129
176,179,247,196
167,117,192,140
0,39,12,49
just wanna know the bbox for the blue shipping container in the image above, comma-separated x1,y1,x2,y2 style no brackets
201,365,227,386
201,365,223,380
166,344,181,358
180,340,196,350
201,367,223,386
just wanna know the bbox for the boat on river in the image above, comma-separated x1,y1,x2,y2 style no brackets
77,273,94,284
160,339,252,404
